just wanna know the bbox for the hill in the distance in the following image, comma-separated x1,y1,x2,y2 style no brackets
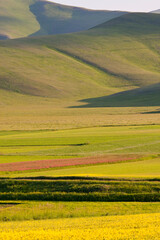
151,9,160,13
0,0,125,39
0,12,160,109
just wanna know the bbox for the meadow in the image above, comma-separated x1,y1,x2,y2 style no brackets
0,201,160,221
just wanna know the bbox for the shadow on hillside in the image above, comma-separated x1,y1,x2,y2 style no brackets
70,85,160,108
0,34,9,40
142,109,160,114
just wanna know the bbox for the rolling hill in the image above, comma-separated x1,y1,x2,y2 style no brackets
0,12,160,129
1,13,160,101
151,9,160,14
0,0,125,39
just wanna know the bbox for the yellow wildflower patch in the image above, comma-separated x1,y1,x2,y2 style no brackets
0,213,159,240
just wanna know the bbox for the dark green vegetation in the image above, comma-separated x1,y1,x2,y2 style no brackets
0,0,124,39
0,201,160,222
0,178,160,202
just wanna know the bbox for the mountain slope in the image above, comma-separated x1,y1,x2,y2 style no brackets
0,0,39,39
29,1,125,36
0,0,125,39
0,13,160,107
40,13,160,89
151,9,160,14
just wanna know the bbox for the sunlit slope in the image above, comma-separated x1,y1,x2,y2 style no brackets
46,13,160,90
0,0,39,39
0,0,125,39
0,39,119,99
0,13,160,108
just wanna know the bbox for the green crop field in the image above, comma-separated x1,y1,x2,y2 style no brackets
0,201,160,222
0,125,160,160
0,125,159,178
23,158,158,178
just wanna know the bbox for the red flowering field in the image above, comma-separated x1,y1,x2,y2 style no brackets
0,155,141,172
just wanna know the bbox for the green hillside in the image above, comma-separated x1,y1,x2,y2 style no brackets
0,12,160,130
1,13,160,100
0,0,125,39
0,0,39,39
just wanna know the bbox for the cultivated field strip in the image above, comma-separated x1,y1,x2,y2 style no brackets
0,155,140,172
0,213,160,240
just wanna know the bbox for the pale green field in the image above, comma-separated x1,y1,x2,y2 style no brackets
0,125,159,178
0,125,160,162
0,201,160,221
7,158,159,178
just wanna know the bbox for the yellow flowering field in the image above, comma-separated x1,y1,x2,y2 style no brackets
0,213,160,240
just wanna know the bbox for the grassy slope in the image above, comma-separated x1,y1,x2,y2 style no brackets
0,13,160,129
0,0,124,39
0,0,39,39
0,38,119,98
1,13,160,99
46,13,160,107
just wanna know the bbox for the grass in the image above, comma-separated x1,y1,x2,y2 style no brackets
0,0,39,39
0,201,160,221
0,125,159,156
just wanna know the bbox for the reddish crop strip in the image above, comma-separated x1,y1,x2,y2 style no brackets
0,155,142,172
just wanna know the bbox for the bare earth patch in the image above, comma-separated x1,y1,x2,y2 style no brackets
0,155,142,172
